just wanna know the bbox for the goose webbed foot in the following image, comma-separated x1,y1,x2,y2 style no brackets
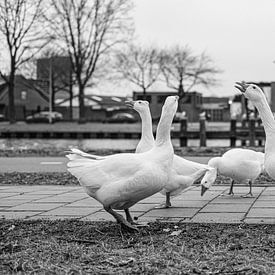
241,192,254,198
241,181,254,198
104,206,138,232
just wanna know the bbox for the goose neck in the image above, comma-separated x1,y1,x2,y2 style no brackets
155,111,173,147
253,98,275,132
140,109,154,142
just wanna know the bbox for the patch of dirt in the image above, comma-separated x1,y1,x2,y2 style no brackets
0,220,274,274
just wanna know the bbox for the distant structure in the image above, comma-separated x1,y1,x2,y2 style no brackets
0,75,48,120
133,91,231,122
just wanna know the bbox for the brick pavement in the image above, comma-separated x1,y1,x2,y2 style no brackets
0,185,275,224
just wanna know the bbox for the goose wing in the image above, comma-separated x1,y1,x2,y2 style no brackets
66,152,145,188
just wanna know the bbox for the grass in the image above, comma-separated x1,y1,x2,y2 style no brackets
0,220,274,274
0,171,274,186
0,144,264,157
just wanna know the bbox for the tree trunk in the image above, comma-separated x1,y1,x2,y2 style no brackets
178,82,185,112
8,72,16,124
69,69,73,120
78,85,86,123
142,87,146,100
51,80,55,112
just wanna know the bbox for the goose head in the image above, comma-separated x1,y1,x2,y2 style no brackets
125,100,150,114
162,95,179,116
200,167,217,196
235,82,265,102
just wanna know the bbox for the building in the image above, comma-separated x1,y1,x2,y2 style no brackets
56,94,131,121
133,91,232,122
0,75,49,120
133,91,203,122
202,96,231,121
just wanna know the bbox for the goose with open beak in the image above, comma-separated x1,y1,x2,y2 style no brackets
234,81,249,93
125,101,135,108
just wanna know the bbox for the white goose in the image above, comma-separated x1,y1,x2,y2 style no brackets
235,81,275,180
126,100,209,208
66,96,178,231
200,148,264,197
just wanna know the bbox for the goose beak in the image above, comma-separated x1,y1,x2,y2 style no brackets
125,101,135,108
201,185,208,196
235,81,249,93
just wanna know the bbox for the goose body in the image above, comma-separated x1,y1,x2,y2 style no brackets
235,81,275,179
200,148,264,197
66,96,178,230
126,100,209,207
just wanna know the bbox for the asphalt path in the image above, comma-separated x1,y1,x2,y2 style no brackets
0,156,212,173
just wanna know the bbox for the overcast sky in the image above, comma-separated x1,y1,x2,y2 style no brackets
128,0,275,97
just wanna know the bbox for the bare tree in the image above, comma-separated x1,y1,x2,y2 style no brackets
49,0,133,123
0,0,50,123
160,45,221,107
116,44,162,99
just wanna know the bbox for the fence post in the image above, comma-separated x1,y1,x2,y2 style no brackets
249,118,255,147
199,118,206,147
230,119,236,147
179,118,187,147
241,119,247,146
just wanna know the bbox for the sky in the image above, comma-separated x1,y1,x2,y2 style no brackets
113,0,275,97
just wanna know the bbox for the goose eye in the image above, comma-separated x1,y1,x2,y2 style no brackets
252,86,256,89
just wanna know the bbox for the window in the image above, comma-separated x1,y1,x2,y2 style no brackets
21,91,27,100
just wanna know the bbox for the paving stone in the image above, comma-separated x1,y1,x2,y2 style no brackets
0,193,21,198
253,200,275,208
201,203,250,213
33,196,82,203
43,207,98,216
179,193,220,201
191,212,245,223
0,211,41,219
139,196,163,204
141,208,198,218
10,194,53,200
130,203,155,212
211,197,256,204
23,190,70,195
66,198,101,207
170,200,208,208
2,185,275,224
0,199,31,207
246,208,275,218
261,190,275,196
8,203,64,212
244,218,275,224
257,196,275,201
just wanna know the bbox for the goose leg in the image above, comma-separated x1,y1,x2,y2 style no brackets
228,180,235,195
241,180,254,198
124,208,148,227
155,192,172,209
104,206,138,231
220,180,235,196
165,192,172,208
